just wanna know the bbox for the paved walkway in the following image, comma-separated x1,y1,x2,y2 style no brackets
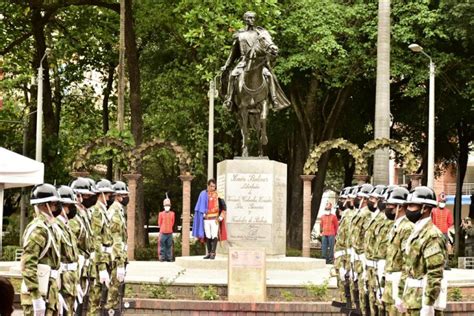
2,259,474,288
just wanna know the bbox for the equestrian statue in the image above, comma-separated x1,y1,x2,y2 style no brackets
220,11,290,157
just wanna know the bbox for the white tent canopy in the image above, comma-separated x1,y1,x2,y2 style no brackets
0,147,44,257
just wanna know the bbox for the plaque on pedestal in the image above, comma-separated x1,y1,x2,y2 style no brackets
228,247,266,302
217,159,287,257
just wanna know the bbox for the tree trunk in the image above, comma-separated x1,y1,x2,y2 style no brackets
31,5,58,174
124,0,145,248
373,0,391,184
454,120,470,257
102,62,115,180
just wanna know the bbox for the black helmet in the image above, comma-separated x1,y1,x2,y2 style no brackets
96,179,115,193
113,181,129,194
31,183,60,205
57,185,77,204
348,186,360,199
339,187,350,199
386,186,409,205
369,185,387,199
357,184,374,198
70,177,94,195
407,186,437,207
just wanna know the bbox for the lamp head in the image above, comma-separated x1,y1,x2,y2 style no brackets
408,43,423,52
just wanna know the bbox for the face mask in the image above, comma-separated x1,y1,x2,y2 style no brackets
348,202,354,210
367,201,377,212
121,196,130,206
164,206,171,212
67,205,77,219
377,200,386,212
353,198,361,209
83,195,97,208
51,203,62,217
106,195,115,208
439,202,446,208
384,207,396,220
406,208,423,223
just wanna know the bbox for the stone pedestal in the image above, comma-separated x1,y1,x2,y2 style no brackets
179,174,194,256
217,158,287,257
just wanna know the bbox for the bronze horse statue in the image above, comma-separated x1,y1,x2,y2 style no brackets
221,28,289,157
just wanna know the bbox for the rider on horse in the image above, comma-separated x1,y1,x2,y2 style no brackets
221,11,290,111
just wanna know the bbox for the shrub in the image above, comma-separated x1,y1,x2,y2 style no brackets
0,245,20,261
305,279,329,301
196,285,220,300
280,289,294,302
448,287,463,301
142,269,185,299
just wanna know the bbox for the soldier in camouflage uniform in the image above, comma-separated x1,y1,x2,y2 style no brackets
371,185,397,314
21,184,62,316
69,177,95,313
333,187,354,305
88,179,115,314
105,181,129,311
54,185,80,314
348,183,373,314
382,186,413,316
397,186,447,316
363,185,387,316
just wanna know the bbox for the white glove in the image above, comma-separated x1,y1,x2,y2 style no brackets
117,266,126,282
339,267,346,281
420,305,435,316
32,297,46,316
76,284,84,304
99,269,110,287
218,216,223,222
395,298,407,313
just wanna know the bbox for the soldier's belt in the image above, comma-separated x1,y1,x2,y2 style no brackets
334,250,346,258
406,277,424,288
101,246,113,254
50,269,60,279
365,259,378,268
385,272,402,282
61,262,78,272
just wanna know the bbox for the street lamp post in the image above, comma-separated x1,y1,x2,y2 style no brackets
36,49,50,162
409,43,435,188
207,76,218,180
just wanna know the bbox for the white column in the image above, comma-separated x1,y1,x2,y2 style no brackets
427,61,435,188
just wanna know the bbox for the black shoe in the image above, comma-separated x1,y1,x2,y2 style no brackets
159,259,165,262
445,266,451,270
210,253,216,260
203,254,211,259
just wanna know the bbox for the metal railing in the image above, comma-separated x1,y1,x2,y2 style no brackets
445,183,474,195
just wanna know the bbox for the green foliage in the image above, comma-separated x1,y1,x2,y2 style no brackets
196,285,220,301
0,246,21,261
134,246,157,261
142,269,185,299
305,279,329,301
448,287,463,302
279,289,294,302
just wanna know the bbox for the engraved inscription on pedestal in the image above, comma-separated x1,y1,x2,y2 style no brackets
217,159,287,256
228,247,266,302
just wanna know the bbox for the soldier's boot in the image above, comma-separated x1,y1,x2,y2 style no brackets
264,72,279,109
210,238,218,259
203,239,212,259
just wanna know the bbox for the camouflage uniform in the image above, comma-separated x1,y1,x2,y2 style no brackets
106,200,128,309
401,218,446,315
21,212,61,316
372,216,395,314
54,216,80,313
334,207,356,302
349,206,371,312
383,216,414,316
363,209,386,316
88,200,114,314
69,204,93,291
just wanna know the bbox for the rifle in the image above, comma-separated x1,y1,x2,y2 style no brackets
99,282,109,316
374,264,386,316
118,259,129,315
